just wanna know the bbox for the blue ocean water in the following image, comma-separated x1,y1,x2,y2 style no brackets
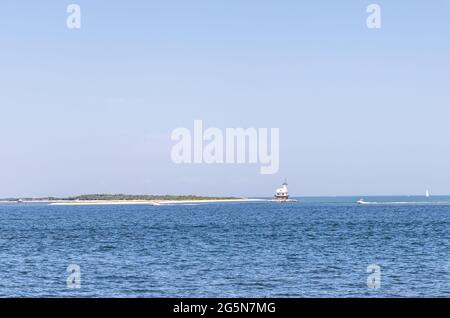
0,197,449,297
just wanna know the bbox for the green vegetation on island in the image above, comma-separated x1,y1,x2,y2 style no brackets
66,194,239,201
1,194,239,202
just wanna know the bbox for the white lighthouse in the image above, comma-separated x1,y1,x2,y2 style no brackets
274,180,289,201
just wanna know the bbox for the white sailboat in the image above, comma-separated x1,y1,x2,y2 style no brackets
425,189,430,198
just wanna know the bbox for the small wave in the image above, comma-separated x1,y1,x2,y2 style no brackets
159,203,202,206
358,201,450,205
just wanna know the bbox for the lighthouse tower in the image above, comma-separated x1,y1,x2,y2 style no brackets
275,180,289,201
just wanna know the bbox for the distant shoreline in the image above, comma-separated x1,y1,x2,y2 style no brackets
0,195,266,206
48,198,265,206
0,194,246,204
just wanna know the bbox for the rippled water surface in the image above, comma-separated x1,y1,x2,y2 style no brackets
0,199,449,297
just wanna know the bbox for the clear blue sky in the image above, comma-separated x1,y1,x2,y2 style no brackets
1,1,449,197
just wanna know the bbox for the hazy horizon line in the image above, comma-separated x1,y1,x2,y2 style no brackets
1,193,448,199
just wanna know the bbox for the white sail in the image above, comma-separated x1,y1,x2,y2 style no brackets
426,189,430,197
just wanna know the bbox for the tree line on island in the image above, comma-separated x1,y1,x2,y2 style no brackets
66,194,239,201
1,194,239,202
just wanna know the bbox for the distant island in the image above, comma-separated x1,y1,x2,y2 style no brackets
1,194,237,201
0,194,263,206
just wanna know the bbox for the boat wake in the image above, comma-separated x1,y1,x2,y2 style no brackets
357,201,450,206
